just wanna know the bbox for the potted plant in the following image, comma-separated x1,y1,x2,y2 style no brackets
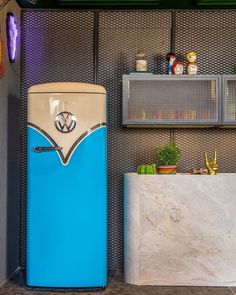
156,142,181,174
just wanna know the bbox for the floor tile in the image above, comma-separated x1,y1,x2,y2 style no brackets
228,287,236,295
0,270,234,295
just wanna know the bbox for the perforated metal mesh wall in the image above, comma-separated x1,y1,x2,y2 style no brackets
175,11,236,75
21,10,236,272
175,11,236,173
21,10,95,268
21,10,171,271
176,129,236,173
98,11,172,269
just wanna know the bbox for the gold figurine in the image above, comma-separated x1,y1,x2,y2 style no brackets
204,150,219,175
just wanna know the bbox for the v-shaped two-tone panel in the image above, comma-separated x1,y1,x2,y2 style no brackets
26,82,107,288
28,82,106,165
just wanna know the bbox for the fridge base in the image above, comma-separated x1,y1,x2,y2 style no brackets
25,284,107,291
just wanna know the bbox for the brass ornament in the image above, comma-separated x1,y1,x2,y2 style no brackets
204,150,219,175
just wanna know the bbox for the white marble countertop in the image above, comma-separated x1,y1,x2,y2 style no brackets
124,173,236,286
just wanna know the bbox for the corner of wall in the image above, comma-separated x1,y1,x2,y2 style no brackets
0,0,21,287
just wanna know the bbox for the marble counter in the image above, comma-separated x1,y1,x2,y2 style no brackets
124,173,236,286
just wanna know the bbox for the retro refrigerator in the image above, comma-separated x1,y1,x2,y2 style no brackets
26,82,107,288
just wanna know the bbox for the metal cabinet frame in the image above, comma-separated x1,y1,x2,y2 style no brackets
123,74,222,128
222,75,236,127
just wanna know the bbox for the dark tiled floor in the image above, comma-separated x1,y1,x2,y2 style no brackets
0,270,235,295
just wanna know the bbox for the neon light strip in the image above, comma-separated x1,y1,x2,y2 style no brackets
6,12,17,63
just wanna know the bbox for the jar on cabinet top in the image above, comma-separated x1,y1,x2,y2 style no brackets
135,52,147,72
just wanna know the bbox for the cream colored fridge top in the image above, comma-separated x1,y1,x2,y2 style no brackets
28,82,106,164
28,82,106,94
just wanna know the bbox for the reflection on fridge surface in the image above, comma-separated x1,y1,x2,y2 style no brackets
26,82,107,288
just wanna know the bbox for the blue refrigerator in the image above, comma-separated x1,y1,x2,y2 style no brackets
26,82,107,288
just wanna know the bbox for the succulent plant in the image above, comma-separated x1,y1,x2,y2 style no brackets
156,142,181,166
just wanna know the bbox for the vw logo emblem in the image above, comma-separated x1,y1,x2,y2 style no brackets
55,112,77,133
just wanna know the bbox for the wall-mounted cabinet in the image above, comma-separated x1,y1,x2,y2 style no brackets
223,75,236,126
123,74,221,127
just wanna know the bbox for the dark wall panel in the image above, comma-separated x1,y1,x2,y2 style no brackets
21,10,172,272
22,10,94,88
176,129,236,173
21,10,94,268
175,11,236,173
98,11,172,269
21,9,236,273
175,11,236,75
0,0,21,286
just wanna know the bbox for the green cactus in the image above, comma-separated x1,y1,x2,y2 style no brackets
137,164,157,174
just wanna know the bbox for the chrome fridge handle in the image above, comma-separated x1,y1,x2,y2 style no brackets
33,146,63,152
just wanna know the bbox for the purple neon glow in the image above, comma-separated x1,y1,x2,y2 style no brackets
6,13,17,63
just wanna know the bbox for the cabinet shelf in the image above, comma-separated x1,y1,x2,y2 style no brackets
122,74,221,127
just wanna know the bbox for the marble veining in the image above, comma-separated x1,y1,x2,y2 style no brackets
124,173,236,286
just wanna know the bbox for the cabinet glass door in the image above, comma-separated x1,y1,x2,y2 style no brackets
123,75,220,127
223,76,236,125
